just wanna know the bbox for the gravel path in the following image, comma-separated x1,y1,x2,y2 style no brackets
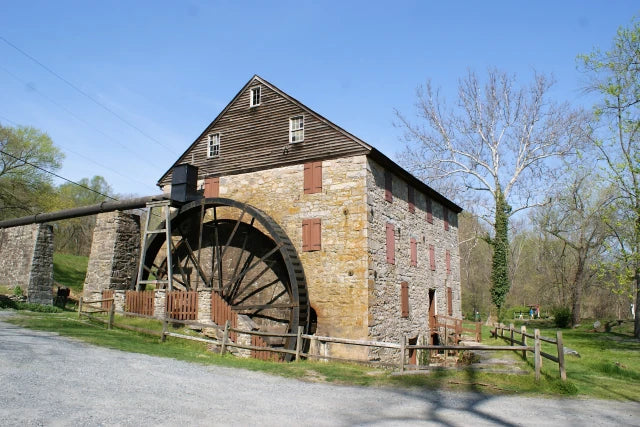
1,312,639,426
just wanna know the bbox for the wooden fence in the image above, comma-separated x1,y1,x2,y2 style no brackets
435,315,482,343
125,290,154,316
166,291,198,320
492,323,566,381
77,297,564,381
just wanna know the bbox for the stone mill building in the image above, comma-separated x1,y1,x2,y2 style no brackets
157,75,463,360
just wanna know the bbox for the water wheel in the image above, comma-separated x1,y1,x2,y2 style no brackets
140,197,309,357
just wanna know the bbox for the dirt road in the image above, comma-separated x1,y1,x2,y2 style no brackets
1,314,638,426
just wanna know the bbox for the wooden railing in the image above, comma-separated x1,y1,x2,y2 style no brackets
166,291,198,320
435,315,482,343
125,290,154,316
76,296,564,381
491,323,566,381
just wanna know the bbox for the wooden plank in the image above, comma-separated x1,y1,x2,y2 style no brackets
557,331,567,381
302,334,401,349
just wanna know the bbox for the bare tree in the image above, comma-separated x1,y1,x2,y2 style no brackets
397,69,588,315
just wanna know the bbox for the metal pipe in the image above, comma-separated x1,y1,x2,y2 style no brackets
0,194,168,228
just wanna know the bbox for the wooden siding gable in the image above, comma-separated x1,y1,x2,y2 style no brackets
158,75,371,186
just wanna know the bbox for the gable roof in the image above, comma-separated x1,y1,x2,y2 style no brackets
157,75,462,213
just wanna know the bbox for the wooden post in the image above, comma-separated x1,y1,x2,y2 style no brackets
108,302,115,330
556,330,567,381
220,320,230,355
534,329,541,381
161,316,168,342
476,321,481,342
521,325,527,359
399,336,406,373
78,297,83,318
509,323,514,346
295,326,303,361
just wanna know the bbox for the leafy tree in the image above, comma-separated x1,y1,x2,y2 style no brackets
579,18,640,337
0,124,64,218
537,168,614,326
397,69,588,317
54,176,114,256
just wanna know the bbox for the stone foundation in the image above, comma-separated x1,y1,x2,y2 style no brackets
83,211,140,297
0,223,54,305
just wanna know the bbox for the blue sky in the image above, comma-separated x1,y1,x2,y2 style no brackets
0,1,638,198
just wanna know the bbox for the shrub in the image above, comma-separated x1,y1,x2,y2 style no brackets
12,286,23,297
553,307,572,328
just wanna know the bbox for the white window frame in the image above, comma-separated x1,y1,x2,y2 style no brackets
250,86,261,107
289,115,304,143
207,133,220,158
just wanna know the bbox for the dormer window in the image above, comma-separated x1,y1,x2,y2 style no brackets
207,133,220,157
250,86,261,107
289,116,304,143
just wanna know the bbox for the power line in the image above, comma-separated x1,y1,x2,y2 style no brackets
0,35,178,155
0,149,117,201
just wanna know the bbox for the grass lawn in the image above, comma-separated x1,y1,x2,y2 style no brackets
53,253,88,294
3,310,638,400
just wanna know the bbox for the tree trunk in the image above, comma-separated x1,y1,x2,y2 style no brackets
634,265,640,339
571,255,586,327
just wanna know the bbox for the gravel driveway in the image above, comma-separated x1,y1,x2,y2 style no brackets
1,312,638,426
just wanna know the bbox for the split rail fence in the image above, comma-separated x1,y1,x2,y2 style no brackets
77,294,565,380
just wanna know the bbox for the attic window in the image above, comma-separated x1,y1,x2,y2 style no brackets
250,86,261,107
290,116,304,143
207,133,220,158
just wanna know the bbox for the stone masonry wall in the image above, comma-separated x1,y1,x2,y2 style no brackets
83,211,140,298
191,155,370,359
366,158,461,362
0,224,54,304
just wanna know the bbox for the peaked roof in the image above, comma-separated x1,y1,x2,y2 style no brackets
157,75,462,213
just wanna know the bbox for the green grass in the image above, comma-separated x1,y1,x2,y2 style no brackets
486,320,640,401
53,253,89,294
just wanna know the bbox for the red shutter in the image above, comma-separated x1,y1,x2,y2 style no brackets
401,281,409,318
410,238,417,267
447,287,453,316
303,163,312,194
304,161,322,194
426,198,433,224
429,244,436,271
384,171,392,202
408,186,415,213
312,161,322,193
302,219,321,251
386,223,395,264
444,208,449,231
311,218,322,251
446,250,451,274
302,219,310,251
204,177,219,198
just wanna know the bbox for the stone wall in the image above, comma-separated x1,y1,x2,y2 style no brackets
366,158,461,361
83,211,140,298
190,155,371,359
0,223,54,304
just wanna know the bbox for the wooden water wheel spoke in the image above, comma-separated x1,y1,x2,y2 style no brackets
141,197,309,361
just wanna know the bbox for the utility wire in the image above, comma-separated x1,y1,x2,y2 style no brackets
0,113,159,192
0,149,117,201
0,35,178,155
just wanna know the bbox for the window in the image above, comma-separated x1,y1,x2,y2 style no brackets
302,218,321,251
408,186,415,213
410,238,417,267
401,281,409,318
250,86,261,107
290,116,304,143
303,161,322,194
446,250,451,275
207,133,220,158
386,223,395,264
426,198,433,224
444,208,449,231
204,177,219,198
384,171,392,202
447,287,453,316
429,244,436,271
